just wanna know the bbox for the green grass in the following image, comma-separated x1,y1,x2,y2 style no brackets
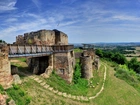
41,73,89,96
37,63,105,97
6,84,31,105
8,58,140,105
74,48,83,53
91,62,140,105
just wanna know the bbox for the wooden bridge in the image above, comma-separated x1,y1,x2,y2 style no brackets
8,45,74,58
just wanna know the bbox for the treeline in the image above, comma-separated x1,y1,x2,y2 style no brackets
0,40,6,44
96,49,140,74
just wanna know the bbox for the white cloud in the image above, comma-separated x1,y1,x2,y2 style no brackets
112,15,139,21
31,0,41,8
0,0,17,12
5,18,17,22
61,0,77,4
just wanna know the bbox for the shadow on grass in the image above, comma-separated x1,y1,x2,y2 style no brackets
11,64,33,78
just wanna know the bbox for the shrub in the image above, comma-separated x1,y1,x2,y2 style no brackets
73,63,81,84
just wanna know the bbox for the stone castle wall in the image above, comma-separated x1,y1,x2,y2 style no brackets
15,29,68,45
80,56,93,79
53,51,75,83
80,49,100,80
0,45,13,88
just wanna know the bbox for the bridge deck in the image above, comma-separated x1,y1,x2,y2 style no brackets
8,45,74,58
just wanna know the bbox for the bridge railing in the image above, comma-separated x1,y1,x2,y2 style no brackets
8,45,74,57
8,45,53,55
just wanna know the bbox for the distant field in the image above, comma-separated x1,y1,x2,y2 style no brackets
126,57,140,61
124,46,140,57
135,47,140,51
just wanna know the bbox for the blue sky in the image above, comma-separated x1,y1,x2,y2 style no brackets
1,0,140,43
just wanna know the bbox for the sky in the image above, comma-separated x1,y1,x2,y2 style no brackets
1,0,140,43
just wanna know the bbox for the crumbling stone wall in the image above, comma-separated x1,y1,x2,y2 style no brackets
15,29,68,45
53,29,68,45
80,48,100,80
94,56,100,70
0,45,13,88
53,51,75,83
14,29,74,83
16,35,25,44
80,56,93,79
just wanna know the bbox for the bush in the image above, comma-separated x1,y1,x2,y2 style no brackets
0,85,4,94
13,84,20,90
73,63,81,84
0,85,4,91
114,65,139,86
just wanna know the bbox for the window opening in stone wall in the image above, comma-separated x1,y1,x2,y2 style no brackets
70,51,73,57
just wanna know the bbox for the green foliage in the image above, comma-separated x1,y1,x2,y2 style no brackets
96,49,127,65
114,64,140,91
18,58,26,62
44,62,88,96
128,57,140,73
73,63,81,84
6,98,11,104
0,85,4,94
13,84,20,90
0,39,6,44
96,49,103,57
6,84,31,105
28,39,33,44
74,48,82,52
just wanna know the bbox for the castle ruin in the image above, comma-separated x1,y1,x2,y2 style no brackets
0,29,100,87
14,29,75,83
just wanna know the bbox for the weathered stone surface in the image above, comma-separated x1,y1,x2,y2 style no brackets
48,87,53,91
13,74,22,84
40,82,46,86
37,80,42,83
53,90,58,94
41,66,53,78
62,93,67,97
8,99,16,105
53,51,75,83
44,84,50,89
0,46,13,88
0,94,6,105
80,56,93,79
15,29,68,45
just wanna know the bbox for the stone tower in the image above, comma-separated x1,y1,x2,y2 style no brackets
80,44,100,80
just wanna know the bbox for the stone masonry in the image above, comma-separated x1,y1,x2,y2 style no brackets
15,29,68,45
0,45,13,88
16,29,75,83
80,44,100,79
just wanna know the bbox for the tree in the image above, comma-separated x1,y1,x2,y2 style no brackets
128,57,140,73
96,49,103,57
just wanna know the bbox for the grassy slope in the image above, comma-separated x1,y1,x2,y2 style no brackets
10,59,140,105
91,62,140,105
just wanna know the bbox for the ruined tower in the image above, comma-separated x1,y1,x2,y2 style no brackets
80,44,100,80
